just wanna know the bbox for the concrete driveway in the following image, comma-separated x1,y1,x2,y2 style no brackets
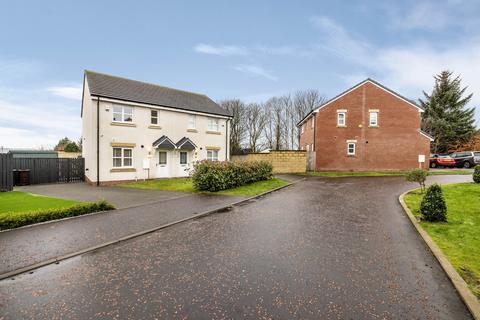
0,175,473,319
16,182,187,209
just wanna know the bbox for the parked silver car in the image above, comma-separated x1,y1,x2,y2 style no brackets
450,151,480,168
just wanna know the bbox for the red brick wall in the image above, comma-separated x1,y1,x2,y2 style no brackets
300,81,431,171
299,116,315,151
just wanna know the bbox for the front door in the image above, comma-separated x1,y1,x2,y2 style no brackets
156,150,170,178
178,151,191,177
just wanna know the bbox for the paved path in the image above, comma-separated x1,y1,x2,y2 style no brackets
0,192,246,275
16,182,187,209
0,175,473,319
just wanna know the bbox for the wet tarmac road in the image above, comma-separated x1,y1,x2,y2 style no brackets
0,176,473,319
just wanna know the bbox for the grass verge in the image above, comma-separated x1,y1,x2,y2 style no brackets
302,169,473,178
119,177,289,197
0,191,115,230
404,183,480,299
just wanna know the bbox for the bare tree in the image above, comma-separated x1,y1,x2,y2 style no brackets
264,97,287,150
245,103,267,152
293,90,326,149
219,99,246,155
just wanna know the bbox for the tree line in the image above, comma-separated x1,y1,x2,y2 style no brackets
220,90,326,154
221,70,478,155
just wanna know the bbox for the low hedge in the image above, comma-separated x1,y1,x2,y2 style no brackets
192,160,273,192
0,200,115,230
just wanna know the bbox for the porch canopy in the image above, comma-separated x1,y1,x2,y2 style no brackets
152,135,176,149
176,137,197,150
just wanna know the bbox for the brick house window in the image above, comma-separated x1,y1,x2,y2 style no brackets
306,144,310,151
311,116,314,128
301,124,305,133
337,112,346,126
369,111,378,127
347,142,356,156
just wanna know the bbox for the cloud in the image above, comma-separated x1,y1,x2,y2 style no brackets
233,65,278,81
309,15,479,123
0,92,81,149
0,127,61,149
46,85,82,100
309,16,371,65
194,43,248,56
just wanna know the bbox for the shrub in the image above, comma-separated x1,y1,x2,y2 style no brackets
0,200,115,230
406,169,429,192
420,184,447,222
473,165,480,183
192,160,273,192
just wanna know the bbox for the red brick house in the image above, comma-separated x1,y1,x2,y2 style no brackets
298,79,433,171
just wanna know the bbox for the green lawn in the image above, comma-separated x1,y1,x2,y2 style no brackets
0,191,114,230
0,191,83,213
120,177,196,192
302,169,472,178
404,183,480,298
119,177,289,197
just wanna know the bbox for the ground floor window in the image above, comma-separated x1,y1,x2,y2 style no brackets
207,149,219,161
347,142,356,156
159,151,167,165
113,147,133,167
180,151,187,164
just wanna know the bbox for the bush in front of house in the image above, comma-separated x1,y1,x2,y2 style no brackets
420,183,447,222
405,168,429,192
192,160,273,192
0,200,115,230
473,165,480,183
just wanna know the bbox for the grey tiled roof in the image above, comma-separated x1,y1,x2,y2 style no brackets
85,70,231,117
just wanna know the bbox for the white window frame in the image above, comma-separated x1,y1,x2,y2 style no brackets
306,144,310,152
188,115,196,129
207,149,219,161
311,143,314,152
301,124,305,134
347,142,356,156
112,105,133,123
369,111,378,127
337,112,346,126
207,117,220,132
151,109,159,125
158,151,167,165
112,147,133,168
180,151,188,165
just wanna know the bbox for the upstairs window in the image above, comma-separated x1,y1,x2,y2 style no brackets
337,112,346,126
151,110,159,125
369,111,378,126
301,124,305,133
113,105,133,122
189,115,196,129
208,118,219,132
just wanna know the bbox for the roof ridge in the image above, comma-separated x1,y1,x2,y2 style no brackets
84,70,209,98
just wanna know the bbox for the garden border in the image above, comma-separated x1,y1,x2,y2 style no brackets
399,191,480,319
0,177,303,281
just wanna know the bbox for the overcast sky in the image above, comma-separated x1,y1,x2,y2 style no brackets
1,0,479,149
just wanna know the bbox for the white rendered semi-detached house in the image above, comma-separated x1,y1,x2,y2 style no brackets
81,71,232,185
